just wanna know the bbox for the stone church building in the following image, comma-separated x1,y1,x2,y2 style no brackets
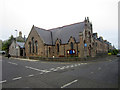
25,17,110,58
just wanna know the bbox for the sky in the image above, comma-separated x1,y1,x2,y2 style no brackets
0,0,119,48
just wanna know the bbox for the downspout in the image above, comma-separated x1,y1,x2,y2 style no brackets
50,31,54,57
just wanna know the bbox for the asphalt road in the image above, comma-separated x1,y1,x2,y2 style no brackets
1,56,119,88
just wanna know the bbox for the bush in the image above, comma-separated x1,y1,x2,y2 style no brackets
108,49,119,55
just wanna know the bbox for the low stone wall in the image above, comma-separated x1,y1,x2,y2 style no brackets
15,53,108,62
96,53,108,57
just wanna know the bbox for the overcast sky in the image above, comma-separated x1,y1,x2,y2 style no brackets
0,0,119,48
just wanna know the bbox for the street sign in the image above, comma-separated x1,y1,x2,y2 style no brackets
84,43,87,47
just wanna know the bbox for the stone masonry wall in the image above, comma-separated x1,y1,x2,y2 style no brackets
25,28,45,57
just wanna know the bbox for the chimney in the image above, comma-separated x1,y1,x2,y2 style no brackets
87,17,89,22
84,17,87,22
19,31,22,37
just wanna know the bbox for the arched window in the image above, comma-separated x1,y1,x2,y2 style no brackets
85,31,87,36
84,40,86,44
32,37,34,53
89,31,90,35
35,41,38,53
57,44,59,53
49,47,51,54
71,42,74,49
29,42,31,53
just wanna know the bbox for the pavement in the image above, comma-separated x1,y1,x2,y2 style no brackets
1,56,119,88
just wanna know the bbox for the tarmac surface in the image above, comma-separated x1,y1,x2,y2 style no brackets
1,56,119,88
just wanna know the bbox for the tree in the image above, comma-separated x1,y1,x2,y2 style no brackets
108,49,119,55
2,35,14,54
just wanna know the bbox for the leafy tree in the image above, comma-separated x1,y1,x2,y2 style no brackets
2,35,14,54
108,49,119,55
17,39,24,42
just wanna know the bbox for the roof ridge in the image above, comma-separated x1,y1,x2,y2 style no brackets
48,21,84,31
34,26,50,32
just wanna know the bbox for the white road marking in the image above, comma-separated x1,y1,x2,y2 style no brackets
70,65,74,67
8,62,18,65
40,72,43,74
91,72,94,74
52,69,58,71
28,74,34,77
25,66,45,72
57,67,61,69
50,68,55,70
98,67,101,70
0,80,7,84
78,64,81,65
44,70,51,73
60,67,65,70
61,80,78,88
12,77,22,80
74,64,78,67
12,58,38,62
65,66,69,68
81,63,84,64
62,66,66,68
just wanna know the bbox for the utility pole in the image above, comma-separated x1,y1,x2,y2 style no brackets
15,30,17,57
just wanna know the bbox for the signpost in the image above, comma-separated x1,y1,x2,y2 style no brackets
84,43,87,57
84,43,87,47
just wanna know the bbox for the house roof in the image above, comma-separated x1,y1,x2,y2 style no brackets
34,26,53,45
16,42,25,48
50,22,85,44
33,22,85,45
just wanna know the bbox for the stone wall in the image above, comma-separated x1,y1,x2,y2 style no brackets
9,41,20,56
95,39,108,54
25,28,45,57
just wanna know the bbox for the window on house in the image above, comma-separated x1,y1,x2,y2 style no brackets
32,37,34,53
35,41,38,53
71,42,74,49
96,42,97,46
57,44,59,53
29,42,31,53
85,31,87,36
84,40,86,44
64,45,65,56
89,31,90,35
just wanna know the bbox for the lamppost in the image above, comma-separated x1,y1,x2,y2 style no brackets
15,30,17,57
23,35,26,56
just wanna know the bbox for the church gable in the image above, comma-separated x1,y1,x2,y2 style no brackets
34,26,52,45
25,26,46,57
26,25,45,46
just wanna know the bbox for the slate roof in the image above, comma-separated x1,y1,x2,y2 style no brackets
33,22,85,45
16,42,25,48
50,22,85,45
34,26,52,45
